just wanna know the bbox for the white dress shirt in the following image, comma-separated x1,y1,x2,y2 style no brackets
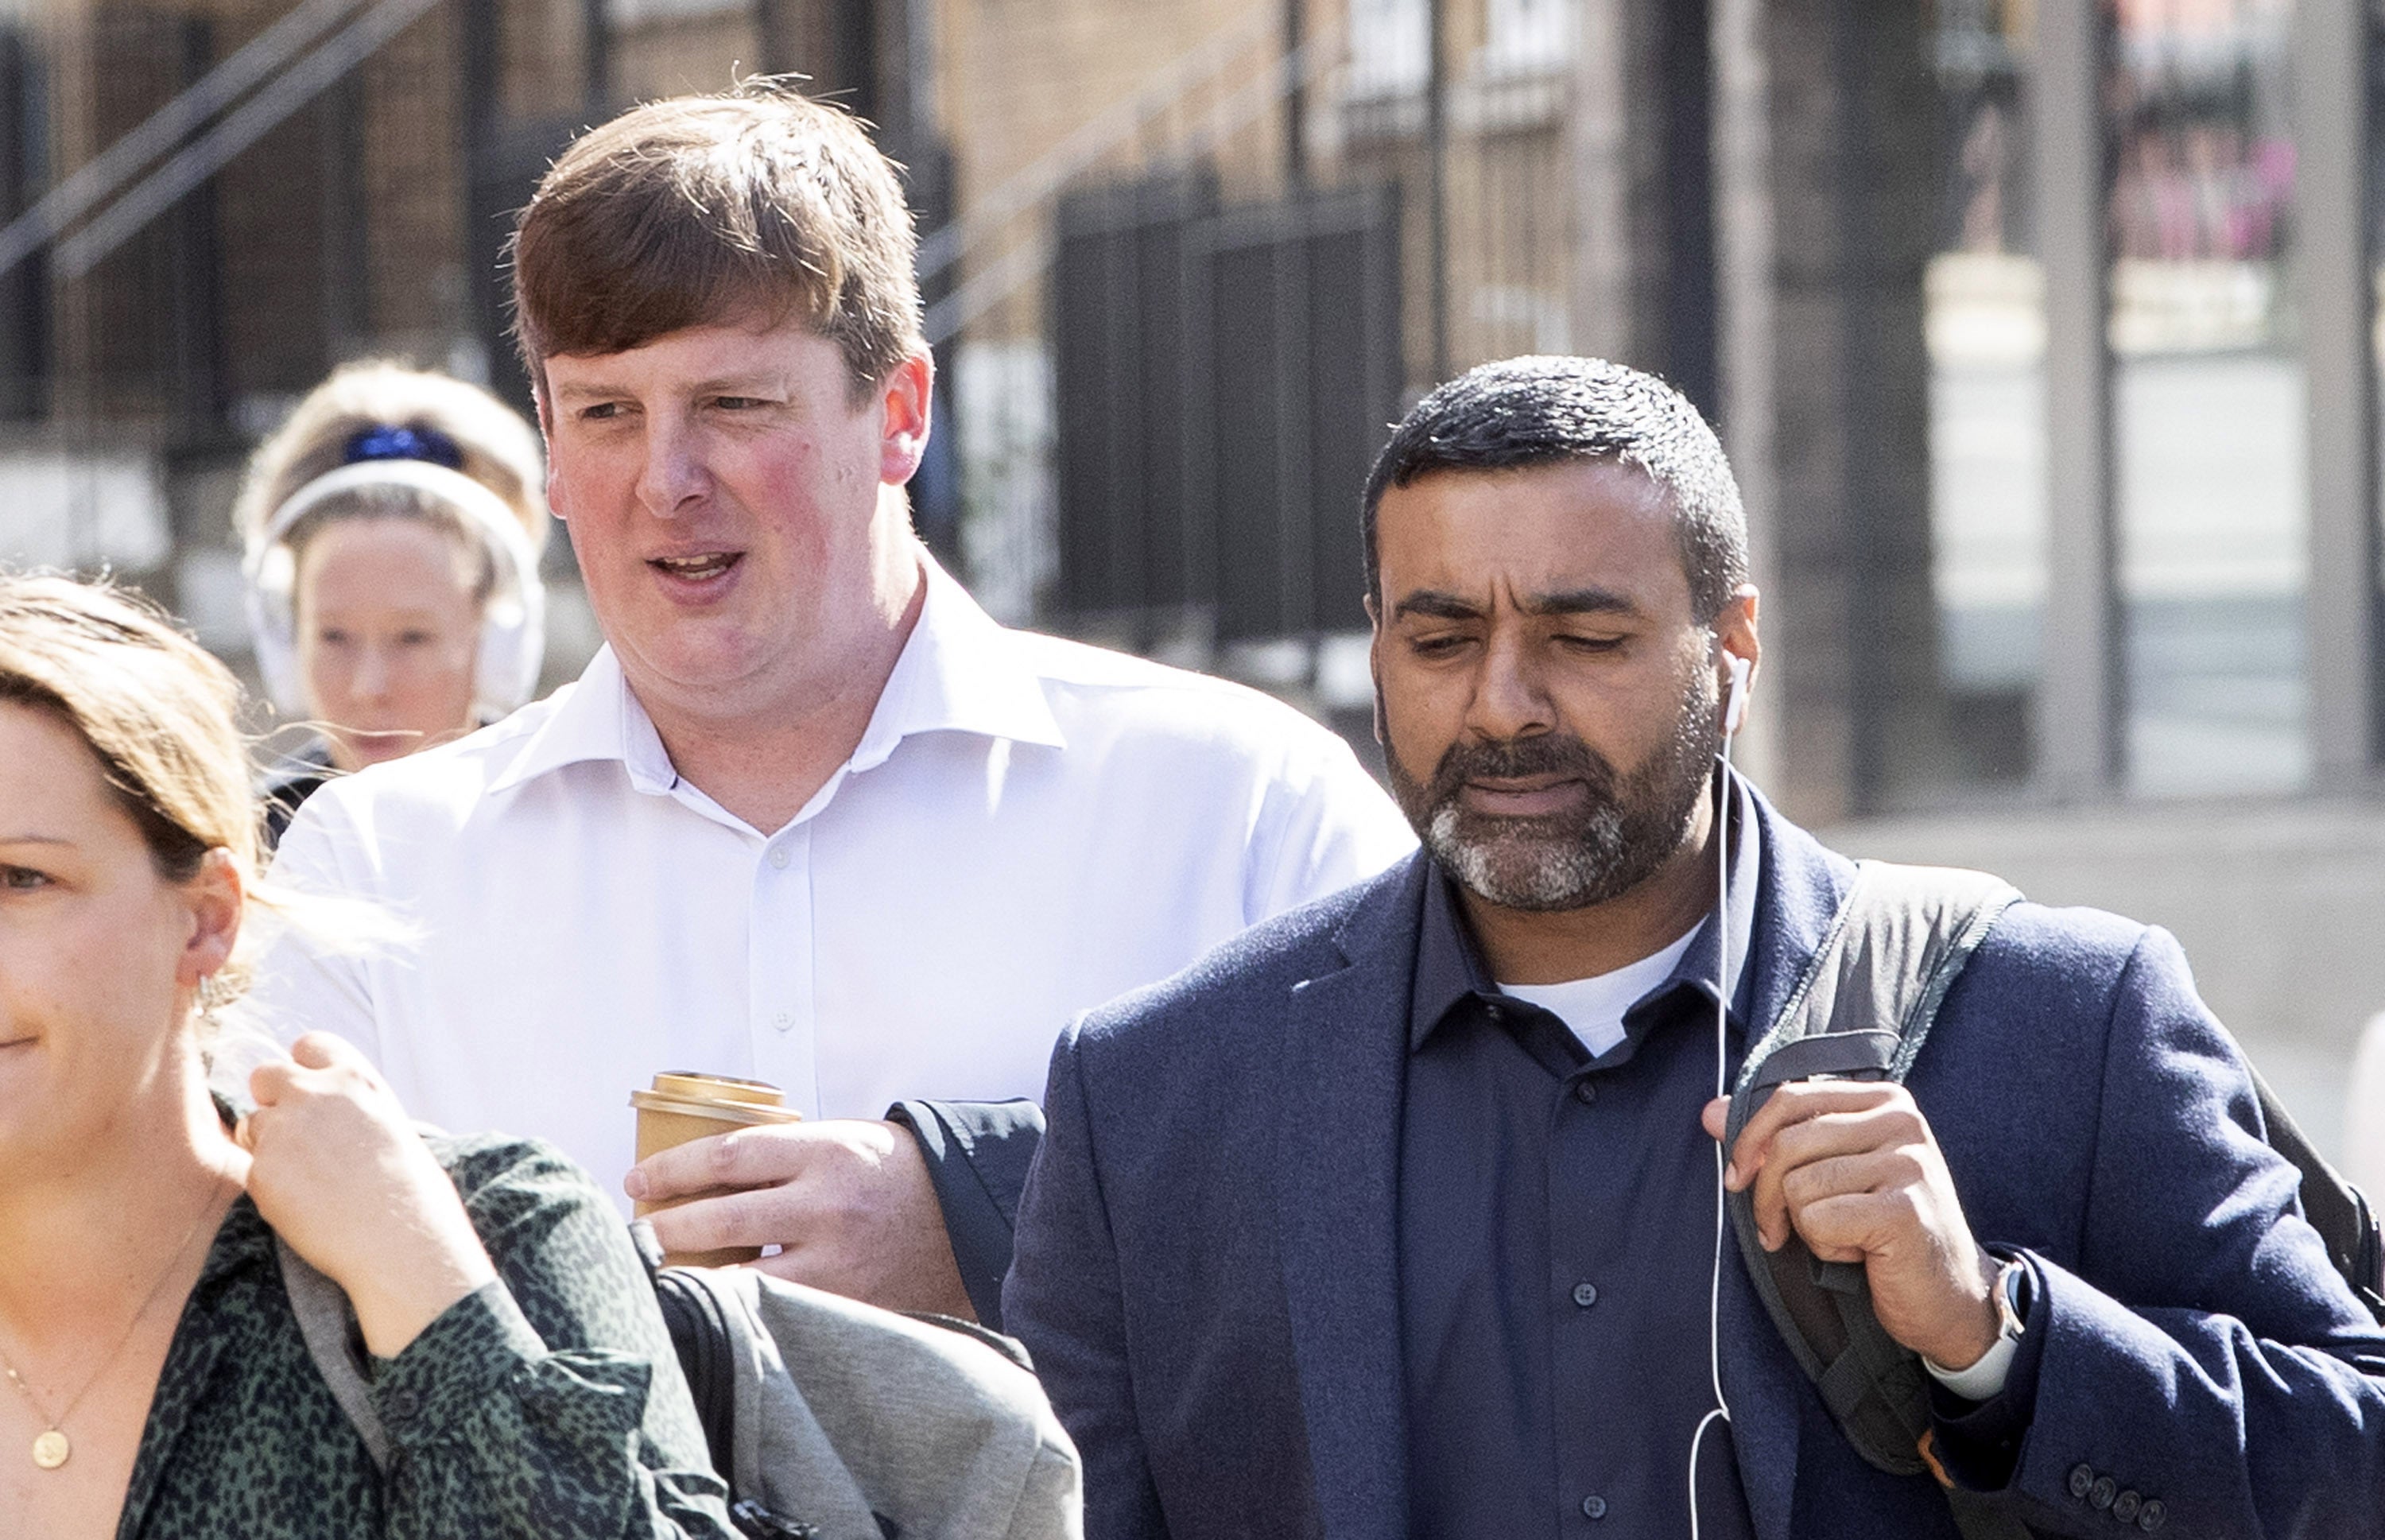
252,561,1416,1205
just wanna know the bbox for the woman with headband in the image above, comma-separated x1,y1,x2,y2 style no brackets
234,363,548,842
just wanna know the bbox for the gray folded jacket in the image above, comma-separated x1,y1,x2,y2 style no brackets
691,1263,1084,1540
281,1232,1084,1540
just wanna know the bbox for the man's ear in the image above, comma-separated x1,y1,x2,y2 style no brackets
1365,592,1387,747
176,848,243,990
1711,585,1762,736
530,376,566,521
879,352,934,487
1714,585,1761,685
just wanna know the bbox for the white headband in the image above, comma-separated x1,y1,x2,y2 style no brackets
242,458,548,722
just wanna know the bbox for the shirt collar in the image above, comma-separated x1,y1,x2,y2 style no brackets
1408,762,1764,1051
487,645,658,794
194,1193,275,1298
490,553,1065,797
848,553,1067,773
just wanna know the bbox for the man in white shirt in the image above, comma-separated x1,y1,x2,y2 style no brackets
254,85,1413,1324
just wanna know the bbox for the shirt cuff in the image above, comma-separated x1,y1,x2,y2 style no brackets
886,1098,1045,1331
1924,1313,2019,1401
368,1279,549,1445
1925,1251,2050,1492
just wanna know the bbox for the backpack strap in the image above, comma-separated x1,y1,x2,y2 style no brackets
1721,862,2021,1493
1720,858,2383,1536
276,1235,394,1473
2245,1065,2385,1325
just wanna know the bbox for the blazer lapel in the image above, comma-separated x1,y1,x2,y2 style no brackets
1723,796,1860,1538
1717,1232,1805,1539
1273,855,1428,1540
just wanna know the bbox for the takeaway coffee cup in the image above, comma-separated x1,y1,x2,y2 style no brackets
630,1071,805,1268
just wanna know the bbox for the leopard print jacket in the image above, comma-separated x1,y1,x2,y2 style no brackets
114,1132,740,1539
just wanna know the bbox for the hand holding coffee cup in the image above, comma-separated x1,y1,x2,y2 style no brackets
628,1072,805,1267
624,1081,973,1316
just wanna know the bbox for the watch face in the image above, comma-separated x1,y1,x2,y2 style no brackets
1998,1259,2030,1332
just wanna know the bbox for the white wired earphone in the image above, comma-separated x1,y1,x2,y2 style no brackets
1689,650,1752,1539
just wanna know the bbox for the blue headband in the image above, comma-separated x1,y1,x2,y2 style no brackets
343,423,465,471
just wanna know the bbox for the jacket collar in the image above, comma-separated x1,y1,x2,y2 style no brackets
1716,786,1859,1538
490,554,1064,797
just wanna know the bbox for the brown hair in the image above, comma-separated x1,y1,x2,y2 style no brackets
509,81,924,397
0,574,261,995
231,359,549,562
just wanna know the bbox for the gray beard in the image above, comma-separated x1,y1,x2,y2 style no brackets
1422,797,1634,910
1390,671,1720,914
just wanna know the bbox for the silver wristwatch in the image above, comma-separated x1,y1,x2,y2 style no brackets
1923,1256,2028,1402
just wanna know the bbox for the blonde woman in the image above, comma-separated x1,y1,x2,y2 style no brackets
0,572,735,1539
232,363,549,840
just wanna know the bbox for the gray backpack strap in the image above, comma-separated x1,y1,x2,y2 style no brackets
1722,862,2026,1535
2246,1063,2385,1323
275,1235,394,1472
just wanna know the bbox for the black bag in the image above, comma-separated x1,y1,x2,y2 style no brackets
1723,861,2385,1540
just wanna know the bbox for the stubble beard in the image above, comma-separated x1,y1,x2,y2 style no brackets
1385,671,1723,913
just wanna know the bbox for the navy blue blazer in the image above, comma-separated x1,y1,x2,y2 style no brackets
1005,793,2385,1538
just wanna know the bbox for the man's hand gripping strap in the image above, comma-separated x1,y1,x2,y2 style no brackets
1719,861,2021,1481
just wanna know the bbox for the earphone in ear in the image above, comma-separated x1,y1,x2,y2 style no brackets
1723,654,1751,737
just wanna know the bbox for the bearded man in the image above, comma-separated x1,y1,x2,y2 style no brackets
1003,355,2385,1540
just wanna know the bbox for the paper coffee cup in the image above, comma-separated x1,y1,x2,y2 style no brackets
630,1072,804,1268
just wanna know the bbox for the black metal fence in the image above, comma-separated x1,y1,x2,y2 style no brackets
1052,171,1401,644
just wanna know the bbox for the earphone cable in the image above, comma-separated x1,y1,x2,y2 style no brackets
1690,674,1743,1540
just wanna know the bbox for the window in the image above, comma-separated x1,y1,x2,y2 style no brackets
1348,0,1429,99
2111,0,2306,795
1929,0,2045,784
1480,0,1573,79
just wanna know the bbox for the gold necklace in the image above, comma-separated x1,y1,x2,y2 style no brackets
0,1166,230,1471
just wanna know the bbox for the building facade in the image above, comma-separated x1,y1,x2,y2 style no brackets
5,0,2385,1139
4,0,2379,817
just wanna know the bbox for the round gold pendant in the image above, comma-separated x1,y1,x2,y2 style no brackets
31,1429,68,1469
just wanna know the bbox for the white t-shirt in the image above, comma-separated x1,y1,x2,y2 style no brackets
250,557,1417,1206
1499,928,1700,1057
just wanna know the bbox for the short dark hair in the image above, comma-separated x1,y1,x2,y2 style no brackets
510,82,923,398
1361,355,1749,622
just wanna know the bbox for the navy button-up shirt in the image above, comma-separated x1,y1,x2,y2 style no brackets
1399,773,1761,1540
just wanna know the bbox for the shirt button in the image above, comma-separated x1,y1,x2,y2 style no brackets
1572,1282,1600,1309
2068,1464,2095,1500
2089,1476,2117,1511
384,1388,421,1422
1579,1495,1607,1520
2137,1499,2166,1532
773,1011,793,1032
1573,1080,1598,1106
768,847,790,870
2112,1492,2142,1523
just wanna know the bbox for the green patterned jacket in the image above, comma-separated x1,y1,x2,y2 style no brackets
115,1132,740,1539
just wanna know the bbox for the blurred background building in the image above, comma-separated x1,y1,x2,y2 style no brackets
3,0,2383,1160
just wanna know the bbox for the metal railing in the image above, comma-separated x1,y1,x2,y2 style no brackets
917,3,1348,347
0,0,433,282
